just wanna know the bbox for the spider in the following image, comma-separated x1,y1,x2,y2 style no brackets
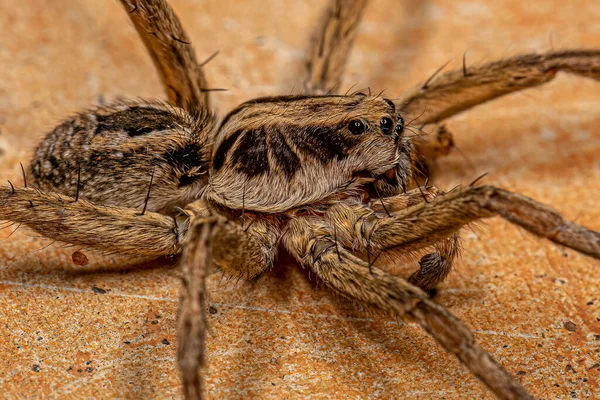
0,0,599,399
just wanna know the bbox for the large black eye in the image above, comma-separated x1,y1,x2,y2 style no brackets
395,117,405,135
380,117,393,134
348,120,365,135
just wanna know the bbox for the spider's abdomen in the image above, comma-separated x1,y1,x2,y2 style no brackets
206,95,411,213
29,101,213,213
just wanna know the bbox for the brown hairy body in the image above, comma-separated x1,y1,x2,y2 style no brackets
0,1,599,399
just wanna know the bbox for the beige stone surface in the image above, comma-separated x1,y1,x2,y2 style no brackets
0,0,599,398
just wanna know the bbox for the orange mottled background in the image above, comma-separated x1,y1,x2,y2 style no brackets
0,0,599,398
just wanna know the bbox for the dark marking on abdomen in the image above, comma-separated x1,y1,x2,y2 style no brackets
163,142,208,187
94,107,176,136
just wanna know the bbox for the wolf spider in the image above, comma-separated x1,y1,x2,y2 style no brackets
1,0,599,399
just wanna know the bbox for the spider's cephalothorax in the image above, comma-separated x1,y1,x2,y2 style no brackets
1,1,600,399
209,94,410,212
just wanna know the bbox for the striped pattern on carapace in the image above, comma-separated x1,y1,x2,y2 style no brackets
207,94,411,213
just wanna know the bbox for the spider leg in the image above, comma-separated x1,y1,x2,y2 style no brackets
282,216,532,400
412,124,454,160
211,218,279,280
177,216,216,400
397,50,600,125
177,212,276,400
0,185,279,271
368,185,600,259
327,187,460,290
304,0,368,94
0,186,182,256
119,0,212,110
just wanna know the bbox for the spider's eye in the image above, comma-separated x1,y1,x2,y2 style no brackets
380,117,393,134
348,120,366,135
395,117,405,136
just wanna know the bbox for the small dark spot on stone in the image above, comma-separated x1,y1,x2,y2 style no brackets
85,360,92,365
554,383,560,387
503,345,509,348
517,371,526,376
78,369,83,373
563,252,568,257
162,339,170,345
537,343,543,348
563,321,577,332
67,366,72,371
92,286,106,294
583,378,588,382
590,363,600,370
124,341,131,345
208,305,218,315
271,382,276,386
595,335,600,341
570,392,577,398
588,301,594,305
72,251,89,266
37,336,43,341
85,367,93,373
16,345,21,349
32,364,40,372
151,320,159,325
566,364,576,373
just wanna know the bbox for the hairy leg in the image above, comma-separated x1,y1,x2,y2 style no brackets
177,216,216,400
413,125,454,159
368,185,600,258
0,186,182,256
396,50,600,125
304,0,368,94
211,217,280,280
177,212,276,400
119,0,212,110
0,186,279,277
283,216,532,400
326,187,460,290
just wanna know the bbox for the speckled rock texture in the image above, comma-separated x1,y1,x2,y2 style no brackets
0,1,599,398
